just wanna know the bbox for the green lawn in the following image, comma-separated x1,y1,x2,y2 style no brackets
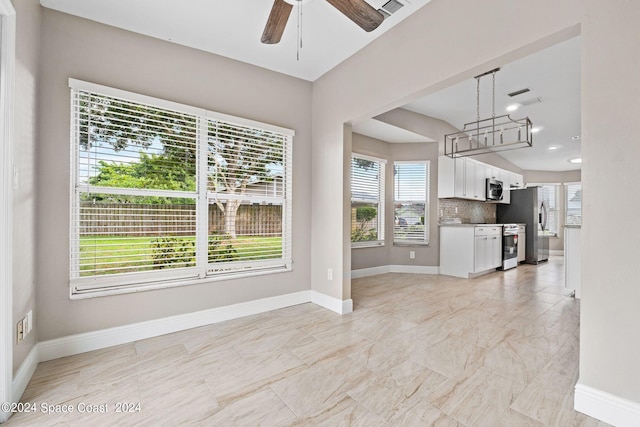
79,235,283,276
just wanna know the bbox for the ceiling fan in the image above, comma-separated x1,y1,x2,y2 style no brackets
261,0,385,44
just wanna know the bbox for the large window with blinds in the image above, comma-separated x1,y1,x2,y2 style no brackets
350,154,385,247
70,79,293,296
539,184,559,236
394,161,429,245
566,183,582,225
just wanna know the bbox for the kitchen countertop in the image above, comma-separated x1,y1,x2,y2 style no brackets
438,223,503,227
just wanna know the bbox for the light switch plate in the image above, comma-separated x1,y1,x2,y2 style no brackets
27,310,33,333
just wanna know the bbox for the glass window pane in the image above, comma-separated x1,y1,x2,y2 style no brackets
394,162,429,244
351,155,385,244
75,195,196,277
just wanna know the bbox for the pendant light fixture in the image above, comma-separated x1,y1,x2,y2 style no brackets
444,68,533,158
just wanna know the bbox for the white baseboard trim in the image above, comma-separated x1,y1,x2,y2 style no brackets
38,290,312,363
389,265,440,275
351,265,390,279
310,290,353,314
575,382,640,427
10,289,356,404
549,250,564,256
351,264,439,278
12,345,39,403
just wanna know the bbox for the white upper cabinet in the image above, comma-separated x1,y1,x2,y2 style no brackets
473,162,486,201
439,157,487,201
438,156,524,204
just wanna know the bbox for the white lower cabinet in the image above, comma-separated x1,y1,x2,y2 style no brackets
440,225,503,278
474,226,502,273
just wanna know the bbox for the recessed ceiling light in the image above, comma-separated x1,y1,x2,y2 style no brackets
571,135,581,141
548,145,560,151
531,127,542,133
569,157,582,164
506,103,520,112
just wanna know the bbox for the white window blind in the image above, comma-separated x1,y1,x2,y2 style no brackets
566,183,582,225
350,154,385,246
540,185,559,235
70,79,293,296
394,161,429,245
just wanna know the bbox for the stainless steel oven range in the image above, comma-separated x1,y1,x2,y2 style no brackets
500,224,519,270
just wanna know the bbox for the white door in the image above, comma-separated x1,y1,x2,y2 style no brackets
0,1,15,421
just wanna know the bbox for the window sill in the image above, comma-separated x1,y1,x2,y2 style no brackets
70,265,292,299
351,242,385,249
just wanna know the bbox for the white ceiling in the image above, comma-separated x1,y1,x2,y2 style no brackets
402,36,582,172
40,0,432,82
41,0,580,171
352,119,434,143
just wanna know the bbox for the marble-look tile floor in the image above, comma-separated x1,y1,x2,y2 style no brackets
5,257,610,426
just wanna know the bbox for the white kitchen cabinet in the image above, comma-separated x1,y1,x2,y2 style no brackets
486,167,502,182
517,224,526,263
475,226,502,272
464,159,476,198
510,173,524,189
501,176,511,204
440,225,502,278
474,162,486,200
438,156,521,204
454,158,466,197
439,157,486,200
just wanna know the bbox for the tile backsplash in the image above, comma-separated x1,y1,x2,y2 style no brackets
438,199,497,224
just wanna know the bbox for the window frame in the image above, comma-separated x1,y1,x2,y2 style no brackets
565,182,582,226
350,153,386,248
393,160,430,246
69,79,294,298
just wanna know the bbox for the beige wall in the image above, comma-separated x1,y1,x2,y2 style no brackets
35,9,312,341
580,0,640,403
388,143,440,267
12,0,40,374
312,0,640,406
351,133,389,271
350,133,439,270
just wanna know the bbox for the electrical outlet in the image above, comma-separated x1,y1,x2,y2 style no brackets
16,320,24,343
327,268,333,281
409,251,416,259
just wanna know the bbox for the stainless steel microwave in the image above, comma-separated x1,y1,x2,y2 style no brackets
486,178,504,201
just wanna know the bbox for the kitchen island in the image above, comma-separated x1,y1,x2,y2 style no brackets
439,224,503,278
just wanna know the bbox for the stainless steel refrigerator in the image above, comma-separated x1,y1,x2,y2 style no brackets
497,187,549,264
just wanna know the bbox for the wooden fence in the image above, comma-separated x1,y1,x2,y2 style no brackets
80,203,282,236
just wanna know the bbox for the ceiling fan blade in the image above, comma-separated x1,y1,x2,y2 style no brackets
261,0,294,44
325,0,384,32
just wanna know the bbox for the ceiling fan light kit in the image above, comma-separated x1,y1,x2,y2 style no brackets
261,0,385,45
444,68,533,158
